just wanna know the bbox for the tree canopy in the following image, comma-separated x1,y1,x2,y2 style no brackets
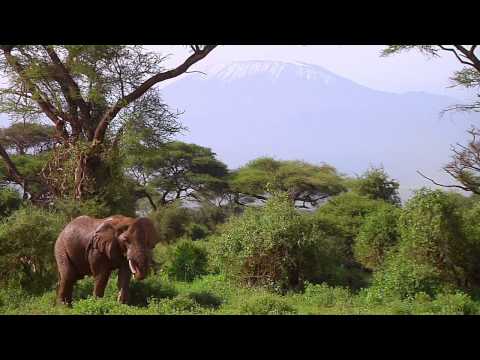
0,45,216,203
125,141,229,210
382,45,479,113
349,166,401,205
230,157,347,208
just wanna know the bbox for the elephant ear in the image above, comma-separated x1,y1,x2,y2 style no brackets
140,217,160,249
92,222,121,259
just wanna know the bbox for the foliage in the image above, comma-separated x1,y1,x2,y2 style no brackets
459,201,480,287
302,282,353,307
148,294,207,314
53,197,111,221
369,189,470,300
149,201,193,243
0,205,66,293
212,193,329,291
239,293,297,315
186,223,210,240
314,192,386,242
125,141,229,207
0,187,22,218
0,45,213,203
2,272,480,315
354,203,401,270
230,157,346,208
312,192,387,287
164,239,209,282
0,122,55,155
349,167,401,205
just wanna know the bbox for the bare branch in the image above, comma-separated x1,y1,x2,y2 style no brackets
92,45,217,144
417,170,471,192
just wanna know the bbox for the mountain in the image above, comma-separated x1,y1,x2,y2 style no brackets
160,60,480,200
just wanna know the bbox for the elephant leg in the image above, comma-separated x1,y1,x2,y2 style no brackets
56,253,77,307
57,272,76,307
93,271,111,298
117,263,131,304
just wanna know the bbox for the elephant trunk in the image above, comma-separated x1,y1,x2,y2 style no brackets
127,249,150,280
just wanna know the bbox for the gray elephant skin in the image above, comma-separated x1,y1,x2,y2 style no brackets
54,215,160,305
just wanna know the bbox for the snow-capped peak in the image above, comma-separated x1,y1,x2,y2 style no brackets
203,60,341,84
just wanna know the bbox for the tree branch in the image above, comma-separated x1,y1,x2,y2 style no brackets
417,170,471,192
453,45,480,71
1,48,69,141
92,45,217,144
0,142,28,196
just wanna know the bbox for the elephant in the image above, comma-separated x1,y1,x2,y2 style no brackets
54,214,160,306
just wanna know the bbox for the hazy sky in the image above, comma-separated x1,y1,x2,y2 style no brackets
147,45,477,101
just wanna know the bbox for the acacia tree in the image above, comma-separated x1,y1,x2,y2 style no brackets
0,45,216,203
230,157,346,208
0,122,55,200
124,141,229,210
383,45,480,194
0,122,55,155
349,166,401,205
382,45,479,113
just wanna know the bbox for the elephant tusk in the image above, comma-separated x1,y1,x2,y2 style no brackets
128,259,136,274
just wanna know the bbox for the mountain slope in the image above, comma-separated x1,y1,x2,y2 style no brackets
161,60,477,199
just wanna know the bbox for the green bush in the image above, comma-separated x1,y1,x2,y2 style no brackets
0,187,22,218
72,296,146,315
127,276,178,306
186,223,210,241
302,282,353,307
349,166,401,205
187,291,222,309
164,239,209,282
369,189,470,300
72,274,177,306
212,193,328,292
148,294,206,314
426,292,478,315
150,201,193,243
53,197,111,221
459,201,480,288
239,294,297,315
311,192,387,289
354,204,400,270
0,205,66,293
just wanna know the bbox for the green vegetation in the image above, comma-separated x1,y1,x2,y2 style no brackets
2,178,480,315
1,44,480,315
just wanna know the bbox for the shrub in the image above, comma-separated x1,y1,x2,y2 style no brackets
212,193,327,292
150,201,193,243
0,187,22,218
127,276,178,306
369,189,470,299
459,202,480,288
73,274,177,307
409,291,478,315
302,282,353,307
164,239,209,282
428,292,478,315
239,294,297,315
53,197,111,221
0,205,66,293
311,192,387,288
72,296,142,315
148,294,206,314
354,204,400,270
186,223,210,241
349,166,401,205
187,291,222,309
